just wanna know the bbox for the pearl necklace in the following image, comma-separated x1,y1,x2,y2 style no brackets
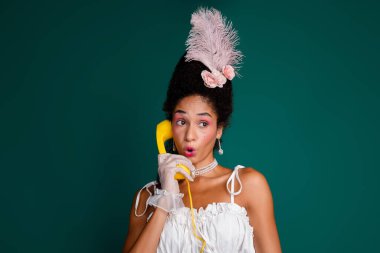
191,159,218,178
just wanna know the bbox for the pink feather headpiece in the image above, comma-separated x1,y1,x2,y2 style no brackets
185,7,243,88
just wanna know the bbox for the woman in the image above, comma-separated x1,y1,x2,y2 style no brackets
123,7,281,253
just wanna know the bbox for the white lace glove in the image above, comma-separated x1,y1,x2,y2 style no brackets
148,153,195,213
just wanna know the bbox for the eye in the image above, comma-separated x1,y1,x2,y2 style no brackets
199,121,209,127
176,119,185,126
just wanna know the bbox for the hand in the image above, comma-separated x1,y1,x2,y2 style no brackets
147,154,195,213
158,153,195,194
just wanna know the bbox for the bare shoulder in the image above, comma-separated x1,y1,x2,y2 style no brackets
239,167,269,189
237,167,273,209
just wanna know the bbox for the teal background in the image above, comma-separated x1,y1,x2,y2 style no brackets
1,0,379,252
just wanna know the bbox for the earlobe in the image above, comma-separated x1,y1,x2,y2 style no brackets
216,126,224,139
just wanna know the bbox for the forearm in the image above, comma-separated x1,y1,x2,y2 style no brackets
127,208,168,253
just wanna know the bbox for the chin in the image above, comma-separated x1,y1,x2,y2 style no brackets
183,153,196,163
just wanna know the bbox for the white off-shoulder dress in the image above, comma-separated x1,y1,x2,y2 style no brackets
135,165,255,253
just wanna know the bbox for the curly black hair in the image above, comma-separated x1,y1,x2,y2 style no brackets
162,53,233,130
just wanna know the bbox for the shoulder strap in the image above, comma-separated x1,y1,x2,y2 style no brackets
226,165,244,203
134,180,158,218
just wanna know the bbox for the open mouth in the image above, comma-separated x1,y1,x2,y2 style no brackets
184,147,196,157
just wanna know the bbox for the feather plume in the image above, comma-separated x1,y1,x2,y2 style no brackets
185,7,243,75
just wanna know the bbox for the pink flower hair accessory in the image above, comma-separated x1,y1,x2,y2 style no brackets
222,65,235,80
201,70,225,88
201,65,236,88
184,7,243,88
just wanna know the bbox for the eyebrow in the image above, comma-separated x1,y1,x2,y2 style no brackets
174,109,212,118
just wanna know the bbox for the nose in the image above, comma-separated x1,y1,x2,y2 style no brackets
185,123,196,142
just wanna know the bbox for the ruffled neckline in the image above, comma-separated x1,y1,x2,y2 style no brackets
175,202,248,216
168,202,254,235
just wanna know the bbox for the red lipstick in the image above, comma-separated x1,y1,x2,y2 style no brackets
184,146,196,157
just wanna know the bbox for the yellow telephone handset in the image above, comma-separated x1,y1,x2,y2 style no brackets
156,120,191,180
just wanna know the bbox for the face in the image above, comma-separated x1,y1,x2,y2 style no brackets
172,95,223,168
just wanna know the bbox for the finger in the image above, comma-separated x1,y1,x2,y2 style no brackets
158,153,171,160
163,154,182,164
176,158,195,171
175,167,194,181
168,154,194,169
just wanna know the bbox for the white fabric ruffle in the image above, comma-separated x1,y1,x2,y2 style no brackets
158,202,254,253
